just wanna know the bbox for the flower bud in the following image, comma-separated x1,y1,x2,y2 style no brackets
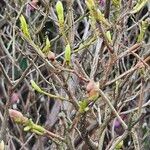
30,0,38,11
10,92,19,104
114,119,120,128
9,109,28,124
99,0,105,7
27,0,38,12
86,80,95,93
86,80,99,101
47,51,55,61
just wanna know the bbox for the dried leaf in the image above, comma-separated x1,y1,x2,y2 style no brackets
0,140,5,150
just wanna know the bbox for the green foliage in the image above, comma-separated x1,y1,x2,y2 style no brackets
1,0,150,149
56,1,64,26
137,20,149,42
19,57,28,71
106,31,112,44
79,100,89,113
85,0,95,10
115,140,123,150
131,0,148,14
65,43,71,65
19,15,31,39
112,0,121,9
96,9,111,27
24,119,46,135
23,125,31,131
31,80,43,93
86,0,110,27
42,37,51,55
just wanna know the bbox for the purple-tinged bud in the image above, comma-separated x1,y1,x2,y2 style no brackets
47,51,55,61
99,0,105,7
114,119,121,128
9,109,28,124
10,92,19,104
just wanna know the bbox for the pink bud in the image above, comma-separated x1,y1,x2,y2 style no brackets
10,92,19,104
114,115,127,128
86,80,95,93
9,109,28,124
99,0,105,7
27,0,38,12
47,51,55,61
114,119,121,128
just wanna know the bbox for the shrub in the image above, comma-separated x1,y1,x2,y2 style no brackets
0,0,150,149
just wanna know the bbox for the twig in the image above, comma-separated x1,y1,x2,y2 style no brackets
98,89,128,130
0,62,12,85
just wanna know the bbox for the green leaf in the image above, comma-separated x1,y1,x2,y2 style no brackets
19,15,31,39
115,140,123,149
56,1,64,25
97,9,111,27
65,43,71,65
31,129,44,135
79,100,89,113
19,57,28,71
32,124,46,133
112,0,121,9
137,20,149,42
30,80,43,93
86,0,110,27
85,0,95,10
131,0,148,14
106,31,112,44
24,126,31,131
42,37,51,55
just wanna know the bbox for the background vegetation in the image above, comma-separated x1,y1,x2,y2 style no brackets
0,0,150,149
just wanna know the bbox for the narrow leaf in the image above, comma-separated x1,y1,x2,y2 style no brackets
112,0,121,9
56,1,64,25
19,15,31,39
106,31,112,44
137,20,149,42
30,80,43,93
97,9,111,27
79,100,89,113
24,126,31,131
131,0,148,14
85,0,95,10
65,43,71,65
42,37,51,55
31,129,44,135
